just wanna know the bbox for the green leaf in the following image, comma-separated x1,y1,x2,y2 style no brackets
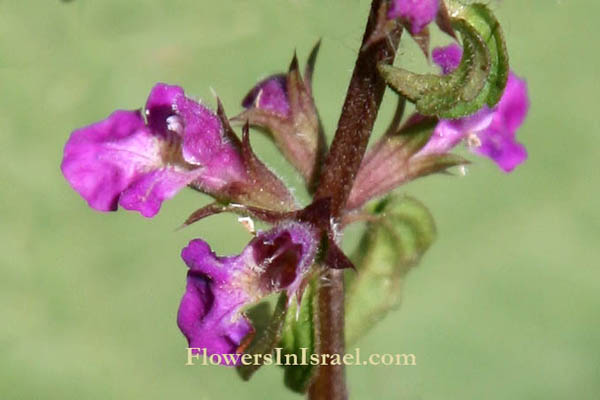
345,196,436,345
236,280,317,394
237,293,289,381
378,1,509,119
278,279,316,394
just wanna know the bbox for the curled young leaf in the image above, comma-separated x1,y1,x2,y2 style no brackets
378,2,509,118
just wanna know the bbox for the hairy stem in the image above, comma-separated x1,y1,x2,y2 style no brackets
308,268,346,400
314,0,401,216
308,1,401,399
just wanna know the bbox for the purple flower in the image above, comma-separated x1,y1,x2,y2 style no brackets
241,74,290,117
177,222,318,364
61,84,244,217
61,83,296,218
432,43,462,74
387,0,439,34
418,44,529,172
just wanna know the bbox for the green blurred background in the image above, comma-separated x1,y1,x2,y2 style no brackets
1,0,599,398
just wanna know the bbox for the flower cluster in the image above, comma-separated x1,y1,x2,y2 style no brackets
60,0,530,388
61,81,318,359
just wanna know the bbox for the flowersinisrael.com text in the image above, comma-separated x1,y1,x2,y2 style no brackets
186,348,416,367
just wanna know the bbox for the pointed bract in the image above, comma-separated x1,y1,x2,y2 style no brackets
234,46,325,189
346,115,465,211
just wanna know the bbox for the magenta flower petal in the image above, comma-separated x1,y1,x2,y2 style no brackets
171,94,246,187
119,168,201,217
61,110,162,212
145,83,248,193
241,74,290,117
177,222,317,365
432,43,463,74
418,108,494,155
145,83,185,138
145,83,236,168
472,124,528,172
494,72,530,134
472,73,529,172
178,240,253,358
387,0,439,34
